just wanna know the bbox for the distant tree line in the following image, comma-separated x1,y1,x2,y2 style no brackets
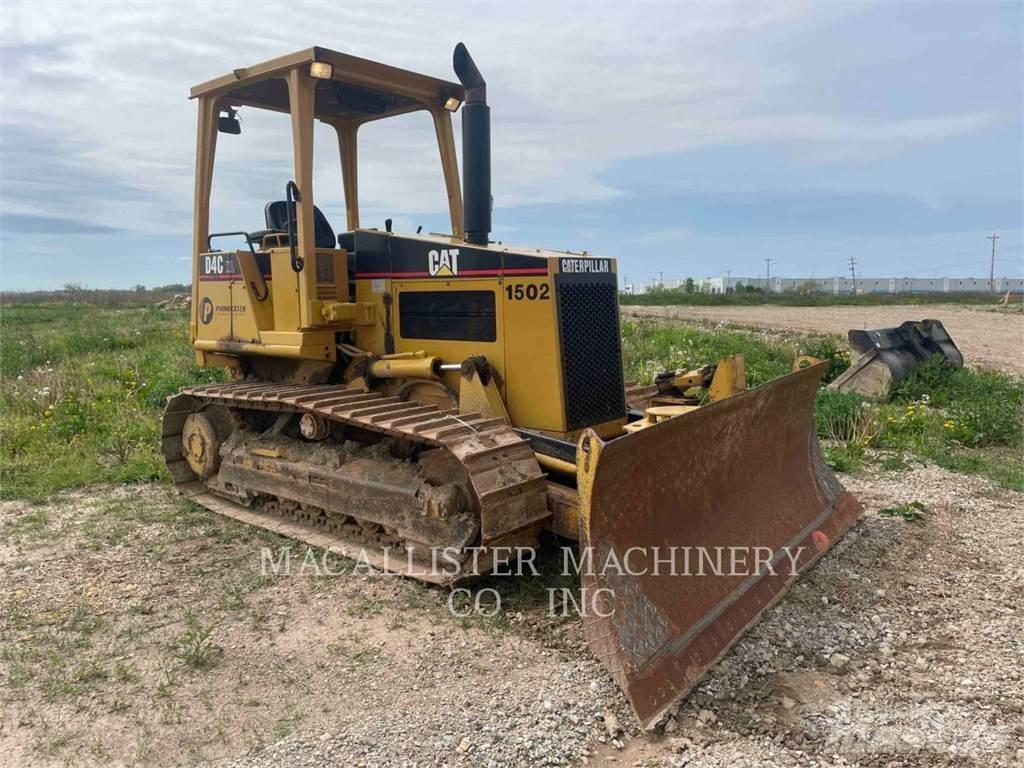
2,284,191,307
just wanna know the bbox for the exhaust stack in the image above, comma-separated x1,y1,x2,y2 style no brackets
453,43,491,246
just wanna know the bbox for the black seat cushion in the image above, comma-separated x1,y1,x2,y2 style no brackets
264,201,336,249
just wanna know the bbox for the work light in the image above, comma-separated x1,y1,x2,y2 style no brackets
310,61,334,80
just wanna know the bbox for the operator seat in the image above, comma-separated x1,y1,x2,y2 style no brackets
249,201,336,249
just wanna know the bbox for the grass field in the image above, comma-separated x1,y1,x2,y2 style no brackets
1,305,225,501
1,302,1021,502
622,318,1023,489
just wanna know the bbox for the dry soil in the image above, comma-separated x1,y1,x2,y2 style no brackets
1,463,1021,767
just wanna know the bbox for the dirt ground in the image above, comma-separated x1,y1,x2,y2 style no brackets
2,463,1021,767
621,305,1024,373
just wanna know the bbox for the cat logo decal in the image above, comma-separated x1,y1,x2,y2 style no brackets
427,248,459,277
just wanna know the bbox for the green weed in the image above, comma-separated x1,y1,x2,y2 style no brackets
885,357,1022,446
326,637,386,665
823,444,866,473
3,507,51,541
815,389,880,444
879,500,927,522
873,359,1023,488
172,619,223,670
114,662,138,684
156,663,177,699
342,595,386,618
271,711,304,741
878,451,909,471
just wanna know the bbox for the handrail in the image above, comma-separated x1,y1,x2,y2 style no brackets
286,181,303,272
206,231,258,255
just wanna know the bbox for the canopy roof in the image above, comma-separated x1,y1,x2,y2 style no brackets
189,46,465,122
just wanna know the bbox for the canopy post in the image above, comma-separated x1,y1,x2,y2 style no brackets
431,108,463,238
336,121,360,231
191,94,219,343
288,68,318,327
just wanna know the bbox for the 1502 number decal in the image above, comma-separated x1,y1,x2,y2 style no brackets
505,283,550,301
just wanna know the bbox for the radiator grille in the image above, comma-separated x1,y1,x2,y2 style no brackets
316,253,338,300
315,252,335,284
555,274,626,431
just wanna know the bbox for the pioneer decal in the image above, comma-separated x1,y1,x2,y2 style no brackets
428,248,459,277
561,257,610,274
199,297,214,324
199,297,246,322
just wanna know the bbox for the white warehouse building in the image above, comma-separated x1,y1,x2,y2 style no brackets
624,276,1024,295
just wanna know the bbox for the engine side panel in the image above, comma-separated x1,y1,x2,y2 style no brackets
351,231,573,434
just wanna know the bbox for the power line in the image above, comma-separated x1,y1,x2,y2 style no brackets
987,234,1000,292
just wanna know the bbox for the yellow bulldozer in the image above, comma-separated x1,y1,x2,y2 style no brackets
164,44,862,727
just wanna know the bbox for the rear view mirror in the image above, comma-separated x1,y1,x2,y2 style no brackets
218,109,241,135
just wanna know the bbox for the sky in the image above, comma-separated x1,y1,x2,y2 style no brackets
0,0,1021,290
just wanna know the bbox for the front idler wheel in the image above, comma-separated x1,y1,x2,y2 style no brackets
182,411,225,480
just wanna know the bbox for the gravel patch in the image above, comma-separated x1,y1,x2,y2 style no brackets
588,464,1023,767
2,463,1020,766
230,464,1023,768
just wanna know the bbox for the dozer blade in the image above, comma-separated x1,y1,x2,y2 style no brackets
576,362,862,728
829,318,963,398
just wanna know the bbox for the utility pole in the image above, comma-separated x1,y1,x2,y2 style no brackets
847,256,857,295
987,234,999,292
764,258,773,291
725,268,732,295
658,271,664,288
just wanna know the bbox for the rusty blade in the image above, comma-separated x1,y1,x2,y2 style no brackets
577,362,863,728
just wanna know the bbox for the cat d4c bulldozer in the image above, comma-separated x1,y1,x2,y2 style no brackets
163,43,862,728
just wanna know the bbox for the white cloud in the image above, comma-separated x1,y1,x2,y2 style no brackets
0,0,1003,237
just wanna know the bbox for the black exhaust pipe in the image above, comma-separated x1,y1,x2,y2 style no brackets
453,43,490,246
